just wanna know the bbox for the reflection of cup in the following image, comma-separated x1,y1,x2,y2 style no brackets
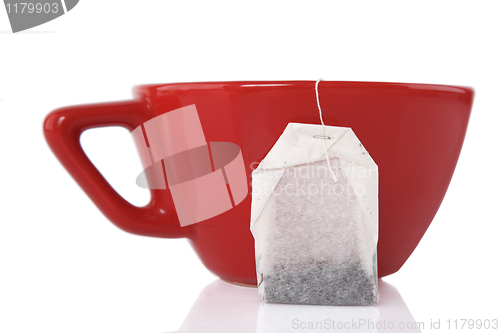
44,81,473,285
171,279,421,333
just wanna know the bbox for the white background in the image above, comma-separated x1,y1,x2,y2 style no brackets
1,1,499,332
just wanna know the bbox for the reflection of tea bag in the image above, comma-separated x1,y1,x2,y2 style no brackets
250,83,379,305
257,301,379,333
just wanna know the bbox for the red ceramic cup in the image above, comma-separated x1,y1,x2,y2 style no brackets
44,81,473,286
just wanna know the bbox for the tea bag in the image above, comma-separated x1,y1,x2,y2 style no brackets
250,121,379,306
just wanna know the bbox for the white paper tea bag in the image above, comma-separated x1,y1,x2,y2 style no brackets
250,122,379,306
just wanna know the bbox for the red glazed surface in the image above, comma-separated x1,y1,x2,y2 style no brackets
43,81,473,285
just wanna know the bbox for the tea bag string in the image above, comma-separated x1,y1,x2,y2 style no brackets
315,79,338,182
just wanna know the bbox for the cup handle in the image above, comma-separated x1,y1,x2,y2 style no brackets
43,100,191,238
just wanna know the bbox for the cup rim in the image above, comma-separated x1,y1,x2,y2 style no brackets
133,80,473,98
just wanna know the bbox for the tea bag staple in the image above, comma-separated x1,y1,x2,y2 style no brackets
250,122,379,306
